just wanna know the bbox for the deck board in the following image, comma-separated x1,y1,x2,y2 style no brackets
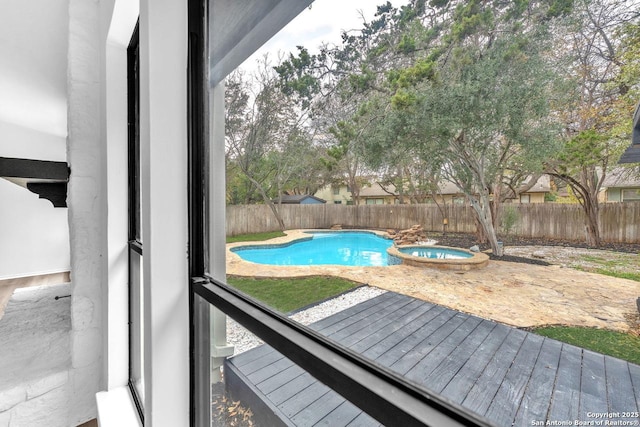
404,315,483,383
629,363,640,414
460,328,527,415
310,293,402,335
279,382,331,419
579,350,609,419
266,371,314,405
483,333,544,424
346,412,383,427
423,319,497,393
337,299,426,348
605,356,639,419
547,343,583,421
375,309,459,367
256,365,305,395
289,389,346,426
512,338,562,426
359,305,445,360
389,311,469,375
314,401,367,427
439,322,511,403
349,301,436,353
225,291,640,426
324,297,418,344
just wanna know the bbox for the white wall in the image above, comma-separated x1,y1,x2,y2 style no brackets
102,0,139,393
98,0,191,425
0,0,73,425
0,180,70,280
0,0,68,140
0,0,70,281
67,0,106,423
139,0,190,424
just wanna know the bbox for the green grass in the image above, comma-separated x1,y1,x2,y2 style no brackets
575,265,640,282
226,231,286,243
575,253,640,282
580,254,610,263
580,254,634,269
593,268,640,282
226,276,360,313
533,326,640,365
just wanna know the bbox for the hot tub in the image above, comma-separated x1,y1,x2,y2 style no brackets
387,245,489,270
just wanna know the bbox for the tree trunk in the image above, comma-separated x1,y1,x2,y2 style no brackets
397,166,405,204
474,215,488,243
469,193,503,256
266,200,286,231
247,175,286,231
548,172,603,248
583,196,601,247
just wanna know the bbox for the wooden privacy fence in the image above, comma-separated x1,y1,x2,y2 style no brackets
226,202,640,244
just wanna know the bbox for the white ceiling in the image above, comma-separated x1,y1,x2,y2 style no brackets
0,0,69,144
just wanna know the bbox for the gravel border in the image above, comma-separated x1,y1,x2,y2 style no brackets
226,286,387,355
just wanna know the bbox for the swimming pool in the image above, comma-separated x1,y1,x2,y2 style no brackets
397,247,472,259
231,231,392,266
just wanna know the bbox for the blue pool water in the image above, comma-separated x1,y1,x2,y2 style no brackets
398,247,472,259
232,232,393,266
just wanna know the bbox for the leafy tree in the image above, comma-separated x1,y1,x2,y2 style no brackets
274,0,640,253
547,0,640,246
275,2,447,201
358,1,566,255
411,33,563,255
357,93,443,205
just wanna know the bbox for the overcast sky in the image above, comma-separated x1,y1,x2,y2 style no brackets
241,0,409,70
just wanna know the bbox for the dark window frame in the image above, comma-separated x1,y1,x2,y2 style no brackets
127,21,145,424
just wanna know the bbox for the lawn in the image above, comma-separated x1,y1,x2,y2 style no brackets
226,275,359,313
226,231,286,243
591,268,640,282
533,326,640,365
577,253,640,282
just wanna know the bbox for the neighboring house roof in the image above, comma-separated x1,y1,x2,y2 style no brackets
274,194,326,204
437,175,551,195
602,168,640,188
359,183,398,197
338,175,552,200
520,174,551,193
438,181,462,195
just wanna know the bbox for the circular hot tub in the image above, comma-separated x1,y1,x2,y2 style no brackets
387,245,489,270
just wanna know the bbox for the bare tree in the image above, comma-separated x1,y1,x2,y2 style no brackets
225,57,314,230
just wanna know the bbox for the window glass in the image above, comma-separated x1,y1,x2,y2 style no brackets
127,22,144,419
128,249,144,405
200,1,640,426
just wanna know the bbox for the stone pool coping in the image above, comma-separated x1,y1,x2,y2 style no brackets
226,229,640,332
388,245,489,270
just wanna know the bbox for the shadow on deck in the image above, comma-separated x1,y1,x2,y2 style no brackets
225,292,640,426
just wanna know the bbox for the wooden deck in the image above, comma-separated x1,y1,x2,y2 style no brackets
224,292,640,426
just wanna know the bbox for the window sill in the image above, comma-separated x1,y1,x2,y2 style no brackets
96,386,142,427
